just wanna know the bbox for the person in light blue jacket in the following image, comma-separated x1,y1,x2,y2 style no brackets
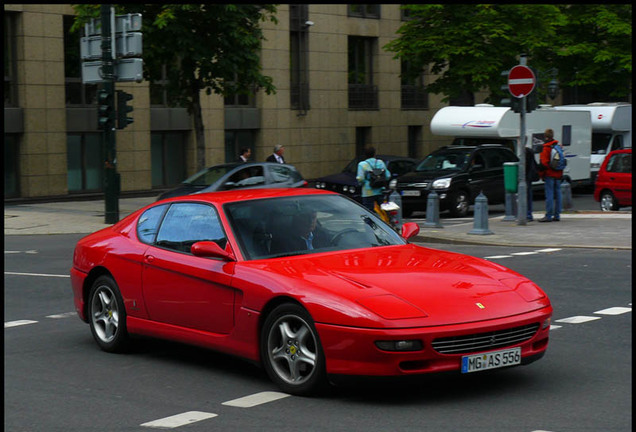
356,146,391,212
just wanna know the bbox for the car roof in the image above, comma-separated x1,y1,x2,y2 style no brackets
157,187,335,206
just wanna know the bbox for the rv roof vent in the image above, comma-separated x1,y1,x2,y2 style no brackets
474,104,494,107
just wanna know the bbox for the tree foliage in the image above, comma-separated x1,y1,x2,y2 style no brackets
385,4,631,104
72,4,278,170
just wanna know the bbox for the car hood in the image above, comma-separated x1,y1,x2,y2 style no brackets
398,170,461,183
246,244,549,327
315,172,356,186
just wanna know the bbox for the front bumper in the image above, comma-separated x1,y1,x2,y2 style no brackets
316,308,551,376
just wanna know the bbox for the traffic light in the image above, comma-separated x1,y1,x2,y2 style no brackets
116,90,134,129
97,88,114,129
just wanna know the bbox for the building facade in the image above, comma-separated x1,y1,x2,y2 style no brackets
4,4,456,201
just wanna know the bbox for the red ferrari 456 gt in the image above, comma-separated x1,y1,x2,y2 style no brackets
71,188,552,395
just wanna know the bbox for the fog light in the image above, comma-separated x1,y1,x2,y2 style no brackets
375,339,423,352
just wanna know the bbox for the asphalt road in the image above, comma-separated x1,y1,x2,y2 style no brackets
4,232,631,432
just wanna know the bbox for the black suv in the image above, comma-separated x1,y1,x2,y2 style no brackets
394,145,518,217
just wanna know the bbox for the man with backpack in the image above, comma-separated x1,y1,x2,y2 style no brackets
538,128,565,222
356,146,391,212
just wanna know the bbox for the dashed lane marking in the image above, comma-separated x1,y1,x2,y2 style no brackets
5,271,69,278
5,320,38,328
484,248,562,260
46,312,77,319
594,306,632,316
222,391,290,408
555,316,602,324
140,411,217,429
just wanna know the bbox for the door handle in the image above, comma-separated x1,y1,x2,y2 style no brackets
144,255,155,263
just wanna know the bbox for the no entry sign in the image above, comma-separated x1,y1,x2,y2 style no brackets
508,65,536,98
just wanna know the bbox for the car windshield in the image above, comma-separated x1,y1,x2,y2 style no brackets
416,150,471,172
184,166,237,186
225,194,405,260
342,158,363,175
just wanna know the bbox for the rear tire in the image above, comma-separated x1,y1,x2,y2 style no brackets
88,275,129,353
599,190,619,212
261,303,327,396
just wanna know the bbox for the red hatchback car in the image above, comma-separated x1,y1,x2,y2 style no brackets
594,149,632,211
71,188,552,395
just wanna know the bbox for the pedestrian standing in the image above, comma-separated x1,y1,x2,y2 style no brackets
266,145,285,163
238,147,251,163
538,129,563,222
525,145,540,221
356,146,391,212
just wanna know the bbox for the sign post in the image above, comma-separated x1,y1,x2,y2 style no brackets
508,60,536,226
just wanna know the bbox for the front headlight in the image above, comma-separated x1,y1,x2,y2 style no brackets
432,178,451,189
389,179,397,189
591,163,601,169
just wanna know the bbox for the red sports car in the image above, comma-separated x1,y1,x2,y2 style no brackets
71,188,552,395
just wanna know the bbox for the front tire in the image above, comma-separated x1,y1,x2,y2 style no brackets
449,190,470,217
600,190,619,212
261,303,327,395
88,275,129,353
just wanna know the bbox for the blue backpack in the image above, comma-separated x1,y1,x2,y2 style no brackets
549,143,567,171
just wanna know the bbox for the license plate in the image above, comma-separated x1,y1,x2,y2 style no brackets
461,347,521,373
401,190,420,197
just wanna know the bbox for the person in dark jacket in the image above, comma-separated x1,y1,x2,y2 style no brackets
266,145,285,163
538,129,563,222
238,147,251,163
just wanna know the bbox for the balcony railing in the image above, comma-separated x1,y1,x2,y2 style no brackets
401,85,428,110
348,84,378,110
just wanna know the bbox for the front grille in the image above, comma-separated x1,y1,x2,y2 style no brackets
397,182,429,188
432,323,539,355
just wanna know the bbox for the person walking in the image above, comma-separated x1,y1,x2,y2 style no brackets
538,129,563,222
525,145,540,221
238,147,251,163
356,146,390,212
266,145,285,163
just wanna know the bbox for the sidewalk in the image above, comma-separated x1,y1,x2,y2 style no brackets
4,196,632,250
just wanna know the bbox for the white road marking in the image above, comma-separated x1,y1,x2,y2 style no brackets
4,250,38,254
549,325,562,330
140,411,217,429
594,307,631,316
4,271,69,278
484,255,512,259
535,248,562,253
222,391,290,408
5,320,38,328
46,312,77,319
555,316,602,324
510,251,538,256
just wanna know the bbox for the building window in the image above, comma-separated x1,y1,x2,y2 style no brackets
4,134,20,197
348,37,378,110
407,126,422,159
150,64,186,107
225,130,255,163
290,4,310,113
151,132,187,188
64,16,98,106
401,61,428,110
355,127,371,156
4,12,18,107
67,133,103,192
348,4,380,19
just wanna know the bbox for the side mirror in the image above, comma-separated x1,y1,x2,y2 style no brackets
191,241,236,261
401,222,420,240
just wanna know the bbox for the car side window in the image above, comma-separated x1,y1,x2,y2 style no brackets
607,153,632,174
155,203,226,253
224,166,265,190
269,165,294,184
137,204,169,244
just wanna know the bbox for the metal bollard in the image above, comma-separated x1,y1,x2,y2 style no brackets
389,190,403,229
468,192,493,235
561,180,573,210
502,192,517,221
423,190,443,228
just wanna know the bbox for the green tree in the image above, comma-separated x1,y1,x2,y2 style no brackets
73,4,277,170
385,4,631,105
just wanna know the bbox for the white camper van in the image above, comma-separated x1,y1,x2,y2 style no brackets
553,103,631,182
430,105,592,188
